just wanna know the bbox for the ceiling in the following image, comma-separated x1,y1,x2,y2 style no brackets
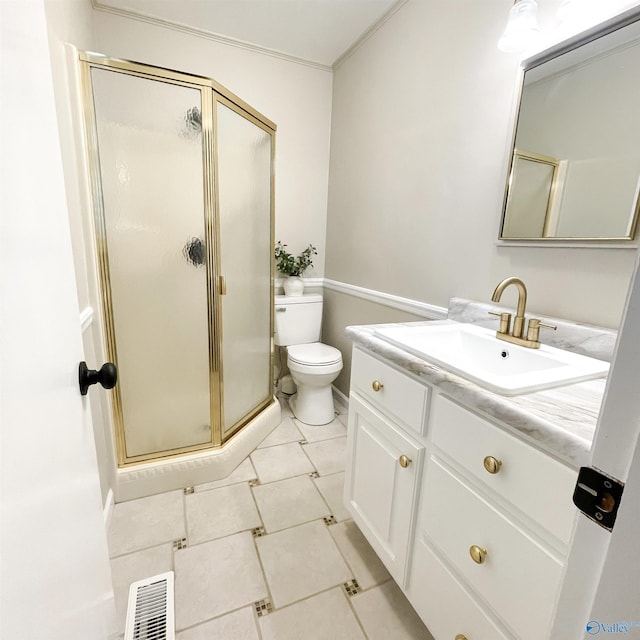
95,0,403,67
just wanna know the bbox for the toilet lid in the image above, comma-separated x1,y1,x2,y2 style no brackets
288,343,342,366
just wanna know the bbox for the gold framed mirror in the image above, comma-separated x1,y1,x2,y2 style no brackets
499,10,640,243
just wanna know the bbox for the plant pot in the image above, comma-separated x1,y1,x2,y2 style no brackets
283,276,304,296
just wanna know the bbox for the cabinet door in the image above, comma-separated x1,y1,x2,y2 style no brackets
345,394,424,586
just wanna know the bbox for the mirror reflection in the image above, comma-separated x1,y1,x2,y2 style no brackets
500,18,640,241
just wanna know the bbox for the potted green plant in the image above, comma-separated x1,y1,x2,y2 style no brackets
275,241,317,296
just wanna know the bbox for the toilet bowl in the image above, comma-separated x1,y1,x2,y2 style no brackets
287,343,343,425
273,293,343,425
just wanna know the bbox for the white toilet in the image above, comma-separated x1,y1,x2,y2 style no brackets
274,293,343,425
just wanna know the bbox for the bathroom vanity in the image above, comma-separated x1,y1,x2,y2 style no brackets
343,309,612,640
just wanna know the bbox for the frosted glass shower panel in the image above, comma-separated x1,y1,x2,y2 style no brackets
216,101,273,434
91,68,212,458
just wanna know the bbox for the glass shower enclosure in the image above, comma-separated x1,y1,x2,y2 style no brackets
80,53,275,465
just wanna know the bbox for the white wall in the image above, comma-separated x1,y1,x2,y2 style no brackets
323,288,427,395
93,9,333,278
324,0,639,374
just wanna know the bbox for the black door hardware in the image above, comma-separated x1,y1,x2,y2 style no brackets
573,466,624,531
79,361,118,396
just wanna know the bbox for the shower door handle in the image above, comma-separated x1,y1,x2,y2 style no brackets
79,361,118,396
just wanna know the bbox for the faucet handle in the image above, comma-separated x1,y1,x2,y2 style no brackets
489,311,511,335
526,318,557,343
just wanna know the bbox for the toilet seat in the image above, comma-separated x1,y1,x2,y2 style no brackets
287,343,342,366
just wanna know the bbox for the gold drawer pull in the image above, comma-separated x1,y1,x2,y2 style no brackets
469,545,487,564
455,635,469,640
372,380,384,392
483,455,502,474
399,454,412,468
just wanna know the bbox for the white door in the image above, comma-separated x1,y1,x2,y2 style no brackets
0,2,116,639
583,254,640,627
552,252,640,639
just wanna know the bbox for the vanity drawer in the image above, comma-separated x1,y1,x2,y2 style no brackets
422,458,564,640
351,346,428,435
430,394,577,546
408,536,513,640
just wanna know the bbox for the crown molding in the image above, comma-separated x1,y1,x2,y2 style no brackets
92,0,333,72
332,0,408,70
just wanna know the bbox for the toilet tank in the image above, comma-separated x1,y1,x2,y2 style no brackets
274,294,323,346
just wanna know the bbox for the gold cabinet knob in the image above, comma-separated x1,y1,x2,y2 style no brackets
455,635,469,640
483,455,502,474
399,454,412,468
371,380,384,392
469,545,487,564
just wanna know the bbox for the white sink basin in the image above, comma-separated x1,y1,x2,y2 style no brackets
373,323,609,396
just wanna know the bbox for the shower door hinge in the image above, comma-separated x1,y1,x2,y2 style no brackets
219,275,227,295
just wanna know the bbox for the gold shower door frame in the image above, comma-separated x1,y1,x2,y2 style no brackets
79,52,276,466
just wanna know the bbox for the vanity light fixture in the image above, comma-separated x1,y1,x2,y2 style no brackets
556,0,576,23
498,0,541,53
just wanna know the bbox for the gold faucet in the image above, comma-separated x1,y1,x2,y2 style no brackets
490,276,556,348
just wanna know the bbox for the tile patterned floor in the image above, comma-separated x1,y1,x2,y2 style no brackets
108,398,434,639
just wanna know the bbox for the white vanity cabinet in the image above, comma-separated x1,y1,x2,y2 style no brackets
345,348,428,586
345,395,424,586
344,345,579,640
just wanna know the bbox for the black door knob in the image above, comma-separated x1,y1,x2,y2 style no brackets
79,361,118,396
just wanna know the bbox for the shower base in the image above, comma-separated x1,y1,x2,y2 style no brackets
115,397,281,501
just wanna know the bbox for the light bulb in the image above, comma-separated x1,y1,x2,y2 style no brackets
557,0,575,23
498,0,541,53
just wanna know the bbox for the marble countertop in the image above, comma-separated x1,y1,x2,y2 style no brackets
346,320,607,468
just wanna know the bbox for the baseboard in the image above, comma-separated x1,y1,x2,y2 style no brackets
103,488,114,530
332,385,349,414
